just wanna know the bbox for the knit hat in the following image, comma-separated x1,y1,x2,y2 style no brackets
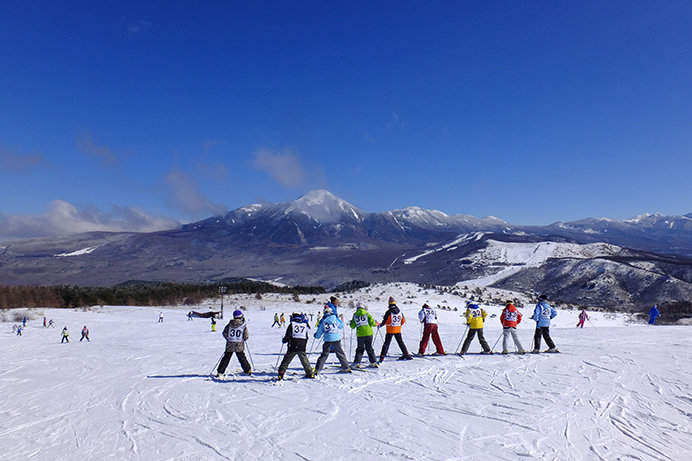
505,300,514,306
233,310,243,318
330,296,338,303
356,302,365,310
538,295,548,301
388,296,396,305
422,303,430,309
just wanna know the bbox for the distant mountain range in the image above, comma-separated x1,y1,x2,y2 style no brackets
1,190,691,309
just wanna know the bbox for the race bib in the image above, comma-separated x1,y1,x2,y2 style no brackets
324,322,339,334
390,313,403,327
354,315,369,327
504,311,518,322
469,308,482,318
291,323,308,339
424,309,437,323
540,307,551,320
227,325,244,343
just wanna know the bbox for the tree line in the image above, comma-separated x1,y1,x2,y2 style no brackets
0,278,326,309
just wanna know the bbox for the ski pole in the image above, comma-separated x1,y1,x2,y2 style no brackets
244,341,255,371
274,343,285,370
455,324,470,355
588,318,597,328
491,332,502,352
349,327,354,361
211,352,224,375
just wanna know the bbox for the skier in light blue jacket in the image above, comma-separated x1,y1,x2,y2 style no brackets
313,305,351,375
531,295,558,353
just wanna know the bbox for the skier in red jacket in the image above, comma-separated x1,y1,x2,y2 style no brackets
500,301,524,354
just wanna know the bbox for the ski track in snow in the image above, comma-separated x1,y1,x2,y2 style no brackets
1,303,691,461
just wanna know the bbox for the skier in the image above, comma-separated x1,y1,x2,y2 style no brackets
349,302,379,368
531,295,558,353
576,309,589,328
417,303,446,356
326,296,339,319
61,326,70,343
500,301,524,354
216,310,252,377
187,311,193,321
313,305,351,375
211,316,217,332
48,319,54,328
648,305,661,325
43,317,47,327
460,302,493,355
378,297,413,362
158,312,164,323
315,311,322,327
16,325,22,336
280,313,286,327
277,312,315,380
80,325,90,342
272,313,281,328
22,316,27,327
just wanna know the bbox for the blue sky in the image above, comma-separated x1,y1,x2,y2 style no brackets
1,1,691,239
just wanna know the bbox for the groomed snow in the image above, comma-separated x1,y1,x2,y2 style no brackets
2,289,691,460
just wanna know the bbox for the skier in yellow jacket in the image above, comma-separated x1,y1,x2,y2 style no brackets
459,302,492,355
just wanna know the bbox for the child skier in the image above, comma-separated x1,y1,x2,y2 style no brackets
216,310,251,377
211,317,217,332
158,312,164,323
80,325,90,342
460,302,492,355
61,326,70,343
277,312,315,380
280,313,286,327
378,297,413,362
417,303,446,356
576,309,589,328
531,295,558,353
349,302,379,368
313,305,351,375
272,313,281,328
500,301,524,354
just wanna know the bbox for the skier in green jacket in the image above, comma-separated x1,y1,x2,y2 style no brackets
349,302,379,368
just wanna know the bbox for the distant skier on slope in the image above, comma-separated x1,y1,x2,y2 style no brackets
378,297,413,362
272,313,281,328
158,312,164,323
576,309,589,328
460,302,493,355
61,326,70,343
531,295,558,353
313,305,351,375
216,310,251,377
648,305,661,325
500,301,524,354
349,302,379,368
80,325,90,342
417,303,446,356
211,316,217,332
277,312,315,380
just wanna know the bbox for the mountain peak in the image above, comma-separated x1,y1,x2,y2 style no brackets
283,190,364,223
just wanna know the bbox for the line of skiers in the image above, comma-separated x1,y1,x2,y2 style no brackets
215,294,563,380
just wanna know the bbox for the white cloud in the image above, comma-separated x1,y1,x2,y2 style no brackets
163,169,227,217
252,149,307,189
0,200,180,240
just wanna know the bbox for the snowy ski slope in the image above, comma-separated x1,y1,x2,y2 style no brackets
2,288,691,460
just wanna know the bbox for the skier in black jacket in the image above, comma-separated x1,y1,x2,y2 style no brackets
277,313,315,380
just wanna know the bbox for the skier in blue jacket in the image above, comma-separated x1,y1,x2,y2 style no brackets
313,305,351,375
648,305,661,325
531,295,558,353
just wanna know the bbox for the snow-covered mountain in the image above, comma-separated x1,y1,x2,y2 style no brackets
1,190,691,309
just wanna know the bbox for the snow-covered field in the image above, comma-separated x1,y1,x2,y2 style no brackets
2,284,691,460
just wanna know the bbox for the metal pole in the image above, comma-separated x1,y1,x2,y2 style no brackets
491,332,502,352
274,343,285,370
455,324,470,355
219,286,227,320
211,352,224,375
244,341,255,370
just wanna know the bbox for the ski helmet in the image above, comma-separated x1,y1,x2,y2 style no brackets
356,302,365,310
233,310,243,318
